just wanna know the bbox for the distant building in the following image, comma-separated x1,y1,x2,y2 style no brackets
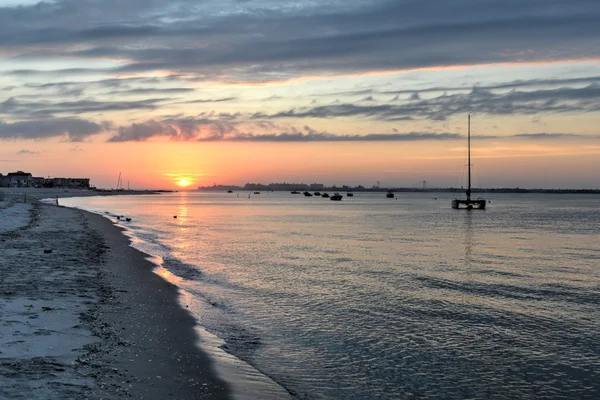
0,171,90,189
0,171,34,187
32,177,46,188
51,178,90,188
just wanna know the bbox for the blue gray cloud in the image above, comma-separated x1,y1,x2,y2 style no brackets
106,118,593,142
0,97,169,117
255,85,600,121
0,118,109,141
16,149,41,155
1,0,600,140
1,0,599,82
0,114,589,143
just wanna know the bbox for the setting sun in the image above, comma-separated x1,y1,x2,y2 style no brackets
178,179,190,187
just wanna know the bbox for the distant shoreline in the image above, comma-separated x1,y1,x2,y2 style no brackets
197,187,600,195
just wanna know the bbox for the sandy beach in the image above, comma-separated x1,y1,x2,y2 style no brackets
0,189,231,399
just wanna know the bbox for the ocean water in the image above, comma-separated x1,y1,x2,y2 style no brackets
60,192,600,399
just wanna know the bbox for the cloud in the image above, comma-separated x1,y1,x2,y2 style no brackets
106,118,463,142
0,0,599,83
202,131,462,142
17,77,193,104
513,133,583,139
178,97,237,104
380,76,600,96
107,117,239,142
0,0,599,143
0,118,108,141
254,85,600,121
24,77,168,91
107,88,196,96
16,149,41,155
7,68,109,76
1,97,170,118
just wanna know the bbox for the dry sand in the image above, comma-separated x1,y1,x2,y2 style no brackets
0,189,231,399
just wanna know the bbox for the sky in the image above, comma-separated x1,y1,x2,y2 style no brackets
0,0,599,189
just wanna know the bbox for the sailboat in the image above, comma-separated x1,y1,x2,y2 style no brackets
452,115,486,210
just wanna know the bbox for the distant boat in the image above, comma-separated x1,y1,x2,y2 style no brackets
303,191,313,196
227,190,233,193
314,192,321,196
347,192,354,197
321,193,330,198
330,193,343,201
452,115,486,210
254,191,261,194
291,190,301,194
386,191,394,198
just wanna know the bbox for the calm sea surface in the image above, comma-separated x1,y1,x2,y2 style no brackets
60,192,600,399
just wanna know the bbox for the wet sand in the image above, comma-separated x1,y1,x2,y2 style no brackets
0,190,231,399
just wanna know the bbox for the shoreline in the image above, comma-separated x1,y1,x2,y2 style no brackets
1,189,290,399
1,198,230,399
80,206,231,399
83,207,291,400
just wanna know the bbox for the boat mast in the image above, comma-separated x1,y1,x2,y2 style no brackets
467,114,471,201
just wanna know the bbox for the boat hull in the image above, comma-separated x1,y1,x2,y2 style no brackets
452,199,486,209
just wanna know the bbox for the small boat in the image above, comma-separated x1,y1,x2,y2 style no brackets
321,193,330,198
346,192,354,197
452,115,486,210
330,193,343,201
253,191,260,194
291,190,301,194
386,191,394,198
314,192,321,196
303,191,313,196
227,190,233,193
125,217,132,222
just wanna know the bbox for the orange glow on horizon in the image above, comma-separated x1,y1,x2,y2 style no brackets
3,133,600,190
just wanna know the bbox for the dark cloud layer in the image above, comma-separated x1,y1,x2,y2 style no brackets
107,118,593,142
16,149,41,155
0,114,589,143
107,117,238,142
1,0,599,81
256,85,600,121
206,131,462,142
1,0,600,143
0,118,108,141
1,97,169,118
108,118,463,142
